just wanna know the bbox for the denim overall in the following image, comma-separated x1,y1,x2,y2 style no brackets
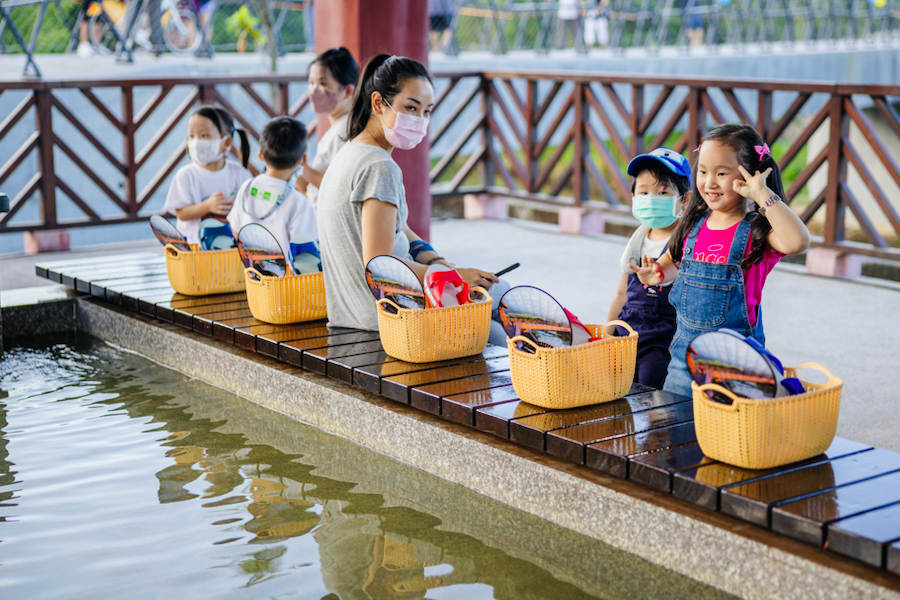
663,213,766,397
616,246,677,389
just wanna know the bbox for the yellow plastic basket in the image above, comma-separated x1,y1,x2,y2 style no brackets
693,363,842,470
164,244,246,296
507,320,638,410
244,267,327,324
376,287,492,363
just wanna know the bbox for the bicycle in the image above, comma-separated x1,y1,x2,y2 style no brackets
87,0,207,56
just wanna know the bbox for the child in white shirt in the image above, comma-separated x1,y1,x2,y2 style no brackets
228,116,318,255
163,106,252,244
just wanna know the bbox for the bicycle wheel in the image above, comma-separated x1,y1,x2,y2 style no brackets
163,9,201,55
88,13,119,55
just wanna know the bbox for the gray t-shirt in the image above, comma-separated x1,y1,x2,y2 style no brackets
317,142,410,331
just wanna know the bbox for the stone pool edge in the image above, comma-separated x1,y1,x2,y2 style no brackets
73,297,900,600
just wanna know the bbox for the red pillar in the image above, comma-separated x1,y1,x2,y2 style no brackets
314,0,432,241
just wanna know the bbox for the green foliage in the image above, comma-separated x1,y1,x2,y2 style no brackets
224,5,264,45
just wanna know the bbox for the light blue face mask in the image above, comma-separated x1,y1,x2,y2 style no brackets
632,194,682,229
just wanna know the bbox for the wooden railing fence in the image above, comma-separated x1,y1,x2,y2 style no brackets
1,71,900,261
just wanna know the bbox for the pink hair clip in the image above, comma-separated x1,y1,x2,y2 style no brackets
754,143,771,161
693,144,702,153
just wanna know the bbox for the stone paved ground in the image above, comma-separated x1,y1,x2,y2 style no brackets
2,217,898,452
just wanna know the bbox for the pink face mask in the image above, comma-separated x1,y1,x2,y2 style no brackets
380,100,428,150
309,87,339,114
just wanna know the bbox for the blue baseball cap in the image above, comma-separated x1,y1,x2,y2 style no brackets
626,147,692,181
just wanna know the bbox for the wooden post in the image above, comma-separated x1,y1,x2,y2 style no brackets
631,84,644,157
687,87,706,154
824,95,848,247
573,82,585,206
480,73,495,190
35,89,56,229
526,79,538,194
198,85,215,106
314,0,431,240
122,85,137,216
757,90,773,140
278,82,290,116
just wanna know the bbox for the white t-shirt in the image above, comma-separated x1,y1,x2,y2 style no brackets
227,173,318,257
305,113,350,207
163,161,252,244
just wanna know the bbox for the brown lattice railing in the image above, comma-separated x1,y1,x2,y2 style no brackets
2,71,899,261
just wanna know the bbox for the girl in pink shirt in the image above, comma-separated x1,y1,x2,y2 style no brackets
631,124,810,396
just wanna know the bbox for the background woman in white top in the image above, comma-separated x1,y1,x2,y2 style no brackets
297,47,359,206
316,54,499,331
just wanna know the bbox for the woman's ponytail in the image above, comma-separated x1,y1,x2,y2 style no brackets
347,54,392,140
346,53,433,140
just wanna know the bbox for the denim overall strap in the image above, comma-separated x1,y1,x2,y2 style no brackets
663,213,762,397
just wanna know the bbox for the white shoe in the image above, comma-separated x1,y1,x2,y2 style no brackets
77,41,96,58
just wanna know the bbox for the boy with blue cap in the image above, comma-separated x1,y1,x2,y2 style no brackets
607,147,692,388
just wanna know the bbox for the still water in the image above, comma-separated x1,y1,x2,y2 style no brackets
0,336,735,599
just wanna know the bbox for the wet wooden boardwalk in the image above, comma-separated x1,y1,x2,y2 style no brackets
36,252,900,576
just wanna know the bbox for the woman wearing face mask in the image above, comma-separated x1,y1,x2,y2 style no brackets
297,47,359,207
316,54,499,332
607,148,691,389
163,106,252,244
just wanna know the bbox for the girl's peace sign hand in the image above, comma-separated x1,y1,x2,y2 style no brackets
627,254,664,286
733,165,774,204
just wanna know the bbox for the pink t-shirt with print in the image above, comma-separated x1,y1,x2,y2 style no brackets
682,220,784,326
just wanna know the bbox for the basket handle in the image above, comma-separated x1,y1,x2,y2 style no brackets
164,244,182,261
602,319,635,338
509,335,539,354
245,267,265,286
790,362,840,387
376,298,403,319
694,382,743,411
468,286,493,304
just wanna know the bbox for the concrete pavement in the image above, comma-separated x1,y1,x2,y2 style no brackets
2,217,898,452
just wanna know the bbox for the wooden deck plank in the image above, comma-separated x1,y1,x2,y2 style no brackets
380,357,510,404
352,346,507,394
278,331,382,367
256,322,334,357
441,385,520,426
772,470,900,546
628,443,716,492
585,421,698,479
410,370,513,415
474,401,551,439
672,438,873,510
193,308,252,336
721,448,900,528
303,340,385,374
545,401,695,465
509,389,686,452
826,501,900,567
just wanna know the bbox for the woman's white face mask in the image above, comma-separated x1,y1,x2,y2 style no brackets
188,138,226,165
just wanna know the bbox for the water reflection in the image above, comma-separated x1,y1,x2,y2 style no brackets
0,336,734,600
